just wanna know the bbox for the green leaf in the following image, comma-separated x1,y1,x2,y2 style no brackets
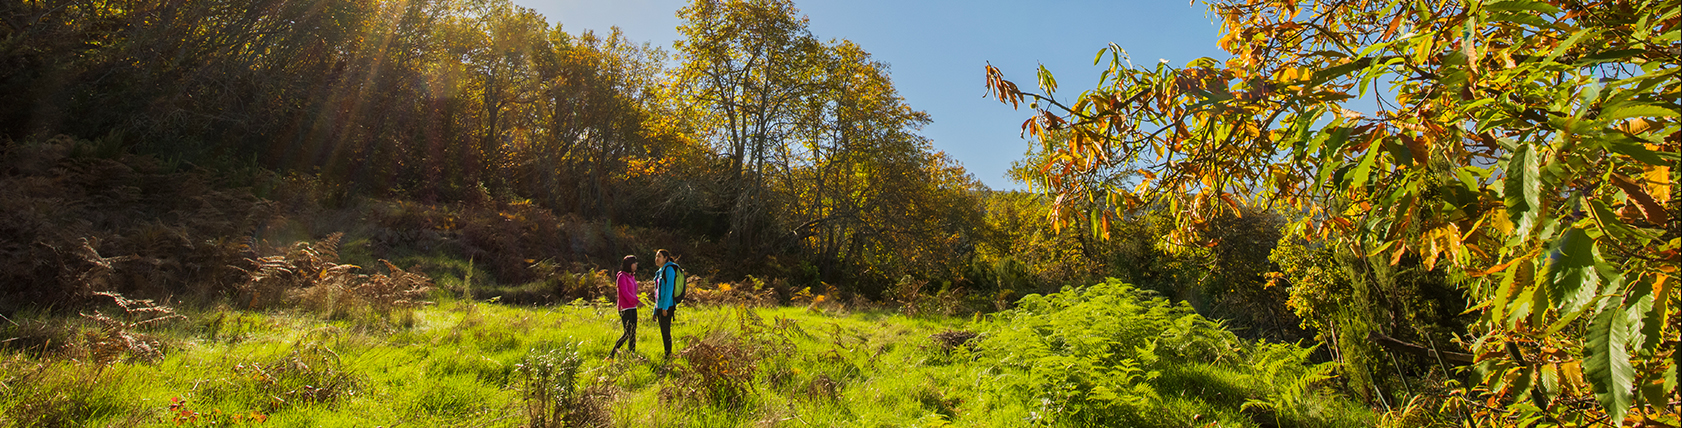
1290,109,1325,161
1504,145,1541,238
1483,0,1562,14
1576,49,1652,65
1600,133,1675,166
1318,126,1351,160
1587,199,1659,244
1347,144,1380,191
1037,65,1058,93
1546,227,1601,320
1310,57,1376,86
1384,138,1414,167
1505,260,1539,329
1454,167,1481,192
1584,302,1635,423
1491,257,1532,324
1089,208,1100,238
1531,362,1560,409
1546,28,1593,63
1622,276,1655,352
1639,274,1672,352
1602,104,1679,121
1641,377,1670,415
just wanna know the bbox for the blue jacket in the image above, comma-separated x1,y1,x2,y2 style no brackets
654,262,680,310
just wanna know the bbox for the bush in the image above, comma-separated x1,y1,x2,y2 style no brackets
236,234,433,323
685,276,776,308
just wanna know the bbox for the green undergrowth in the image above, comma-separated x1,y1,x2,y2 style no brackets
0,280,1375,427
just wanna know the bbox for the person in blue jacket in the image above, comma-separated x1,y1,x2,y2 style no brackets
650,249,681,358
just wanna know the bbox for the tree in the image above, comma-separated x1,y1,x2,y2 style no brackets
783,40,981,289
986,0,1678,424
521,27,683,220
674,0,827,249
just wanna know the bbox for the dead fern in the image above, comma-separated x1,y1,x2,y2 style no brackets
78,291,185,364
71,238,138,296
672,331,760,408
2,136,274,311
288,262,434,319
347,260,434,311
233,233,351,309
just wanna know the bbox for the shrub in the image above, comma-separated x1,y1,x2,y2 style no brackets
235,233,353,309
692,276,777,308
294,260,435,323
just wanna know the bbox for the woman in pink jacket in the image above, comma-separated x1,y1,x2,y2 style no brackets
609,255,640,359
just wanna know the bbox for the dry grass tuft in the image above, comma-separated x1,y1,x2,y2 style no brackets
929,330,979,355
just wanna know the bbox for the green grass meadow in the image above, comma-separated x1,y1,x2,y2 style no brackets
3,301,970,427
2,281,1374,427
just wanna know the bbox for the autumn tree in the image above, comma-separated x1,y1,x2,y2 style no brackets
673,0,832,249
516,27,688,220
2,0,993,296
987,0,1677,424
777,41,977,289
668,0,991,291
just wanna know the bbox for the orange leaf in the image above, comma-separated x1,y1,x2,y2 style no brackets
1382,12,1406,40
1331,217,1353,231
1402,134,1429,165
1611,173,1669,225
1469,254,1527,278
1218,193,1243,217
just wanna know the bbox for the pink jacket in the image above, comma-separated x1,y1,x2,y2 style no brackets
615,272,640,311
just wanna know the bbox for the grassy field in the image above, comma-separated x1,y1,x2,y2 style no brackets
3,299,972,427
1,282,1375,427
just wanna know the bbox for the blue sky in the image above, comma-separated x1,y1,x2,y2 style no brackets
511,0,1231,190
